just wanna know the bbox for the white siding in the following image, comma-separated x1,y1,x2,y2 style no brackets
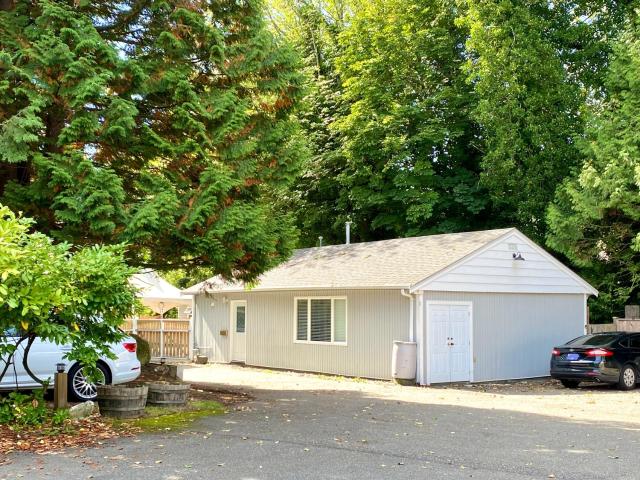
248,289,409,379
420,231,593,294
421,291,585,383
194,289,410,379
193,292,247,363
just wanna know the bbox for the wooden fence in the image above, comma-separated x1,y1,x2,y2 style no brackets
122,316,191,360
586,319,640,334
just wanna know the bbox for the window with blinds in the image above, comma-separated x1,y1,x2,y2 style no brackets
295,297,347,344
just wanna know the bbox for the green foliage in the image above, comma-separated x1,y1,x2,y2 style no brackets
267,0,352,245
0,0,307,279
0,386,70,430
333,0,492,240
547,14,640,321
0,204,138,383
50,408,70,426
0,388,48,428
131,334,151,366
459,0,583,240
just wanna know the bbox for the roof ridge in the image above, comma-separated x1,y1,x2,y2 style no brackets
294,227,515,253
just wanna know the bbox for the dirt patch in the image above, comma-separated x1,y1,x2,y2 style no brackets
137,363,251,406
0,414,137,460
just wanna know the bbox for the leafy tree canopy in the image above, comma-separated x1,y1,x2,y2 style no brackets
266,0,353,246
0,204,138,384
333,0,490,241
547,13,640,319
0,0,307,279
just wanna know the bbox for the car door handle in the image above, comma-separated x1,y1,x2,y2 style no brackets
61,347,72,352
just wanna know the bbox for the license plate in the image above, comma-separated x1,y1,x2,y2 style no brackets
566,353,580,361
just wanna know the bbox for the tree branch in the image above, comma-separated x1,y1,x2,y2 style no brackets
0,334,27,385
21,334,46,386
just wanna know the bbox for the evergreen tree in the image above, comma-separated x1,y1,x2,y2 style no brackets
0,0,306,279
548,13,640,321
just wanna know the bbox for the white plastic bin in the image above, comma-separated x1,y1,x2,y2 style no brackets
392,341,417,380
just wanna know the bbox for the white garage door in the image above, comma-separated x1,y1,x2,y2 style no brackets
428,303,471,383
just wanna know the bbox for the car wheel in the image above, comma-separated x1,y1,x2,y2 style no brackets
618,365,637,391
560,379,580,389
67,363,111,402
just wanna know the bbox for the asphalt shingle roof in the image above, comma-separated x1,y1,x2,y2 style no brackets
183,228,514,294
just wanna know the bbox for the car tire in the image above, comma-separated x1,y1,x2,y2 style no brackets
67,363,111,402
560,379,580,389
618,365,637,391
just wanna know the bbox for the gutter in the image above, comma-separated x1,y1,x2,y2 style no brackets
400,289,415,342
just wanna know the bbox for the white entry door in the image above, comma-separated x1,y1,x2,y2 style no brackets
428,303,471,383
230,301,247,362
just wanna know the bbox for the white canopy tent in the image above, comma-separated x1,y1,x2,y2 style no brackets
130,270,192,315
128,271,193,360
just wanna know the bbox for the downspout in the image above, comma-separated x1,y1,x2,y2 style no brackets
400,289,415,342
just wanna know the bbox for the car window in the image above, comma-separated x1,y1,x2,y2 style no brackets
567,334,621,347
630,335,640,349
619,336,630,348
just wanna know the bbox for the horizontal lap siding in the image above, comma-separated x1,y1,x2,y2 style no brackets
426,232,589,294
247,289,409,380
423,292,585,382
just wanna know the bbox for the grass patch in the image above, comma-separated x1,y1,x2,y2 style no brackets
113,400,226,432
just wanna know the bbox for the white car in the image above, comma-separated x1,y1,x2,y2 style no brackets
0,329,141,401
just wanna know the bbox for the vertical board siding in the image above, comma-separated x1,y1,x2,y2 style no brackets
194,292,246,363
194,289,410,379
248,289,409,380
423,292,585,382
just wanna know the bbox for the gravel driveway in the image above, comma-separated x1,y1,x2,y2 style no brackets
2,364,640,480
181,363,640,426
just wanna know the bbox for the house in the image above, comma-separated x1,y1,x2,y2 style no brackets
182,228,597,385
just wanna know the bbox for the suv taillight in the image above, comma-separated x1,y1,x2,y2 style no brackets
552,348,561,356
585,348,613,357
123,342,137,353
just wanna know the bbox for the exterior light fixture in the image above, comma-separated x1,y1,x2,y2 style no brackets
56,363,66,373
512,252,525,261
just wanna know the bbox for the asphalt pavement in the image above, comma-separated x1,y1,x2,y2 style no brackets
1,379,639,480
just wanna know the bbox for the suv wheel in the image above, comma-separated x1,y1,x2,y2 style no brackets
560,379,580,389
68,363,110,401
618,365,637,391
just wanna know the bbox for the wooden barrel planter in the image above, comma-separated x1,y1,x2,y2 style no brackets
96,384,148,419
147,382,190,407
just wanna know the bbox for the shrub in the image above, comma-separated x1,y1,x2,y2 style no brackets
0,388,48,428
132,334,151,366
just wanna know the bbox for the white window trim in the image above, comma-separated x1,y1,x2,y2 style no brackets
293,296,348,346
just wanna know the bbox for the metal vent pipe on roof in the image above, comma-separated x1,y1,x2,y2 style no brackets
345,221,352,245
